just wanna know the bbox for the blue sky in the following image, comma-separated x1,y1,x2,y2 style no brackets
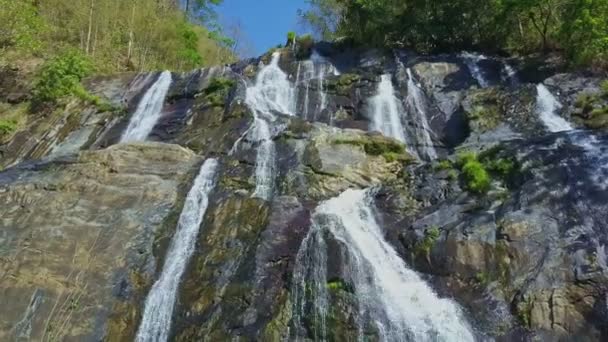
217,0,308,57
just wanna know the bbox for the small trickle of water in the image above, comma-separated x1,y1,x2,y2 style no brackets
461,52,489,88
121,71,172,143
245,52,296,200
370,74,409,144
406,69,438,161
291,189,475,342
135,158,219,342
536,84,573,133
300,60,314,120
501,62,519,85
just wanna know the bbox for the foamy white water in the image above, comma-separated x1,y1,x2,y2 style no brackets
461,52,489,88
245,52,296,200
121,71,172,142
536,84,573,133
135,158,219,342
406,68,438,160
370,74,408,144
292,189,475,341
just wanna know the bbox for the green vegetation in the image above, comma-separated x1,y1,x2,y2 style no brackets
575,93,598,115
203,77,236,107
434,159,453,171
333,136,410,162
475,271,491,286
602,80,608,97
0,120,18,136
326,279,353,293
300,0,608,69
414,226,441,257
457,152,491,194
455,148,521,194
295,34,315,59
1,0,234,74
32,50,93,105
287,31,297,46
327,73,360,95
573,90,608,128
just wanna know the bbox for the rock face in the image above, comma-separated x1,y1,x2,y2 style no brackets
0,143,198,341
1,43,608,341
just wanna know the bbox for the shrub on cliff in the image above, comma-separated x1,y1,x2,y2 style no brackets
32,50,92,106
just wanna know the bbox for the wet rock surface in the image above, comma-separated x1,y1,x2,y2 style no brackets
1,42,608,340
0,143,198,341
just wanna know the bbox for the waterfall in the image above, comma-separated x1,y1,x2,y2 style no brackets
135,158,219,342
291,189,475,342
121,71,172,143
501,62,519,85
313,52,339,116
245,52,296,200
536,84,573,133
300,60,314,120
370,75,409,144
405,69,438,161
461,52,489,88
296,52,339,121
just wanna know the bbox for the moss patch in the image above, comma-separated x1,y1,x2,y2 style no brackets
0,102,28,143
465,88,503,132
414,226,441,258
203,77,236,107
333,135,410,163
456,151,491,194
327,74,360,95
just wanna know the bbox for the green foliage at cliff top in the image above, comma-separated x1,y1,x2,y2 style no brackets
0,0,234,73
301,0,608,69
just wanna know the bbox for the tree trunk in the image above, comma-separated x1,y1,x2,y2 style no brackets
127,0,136,68
85,0,95,55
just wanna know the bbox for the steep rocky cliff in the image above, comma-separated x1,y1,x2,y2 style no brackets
1,43,608,341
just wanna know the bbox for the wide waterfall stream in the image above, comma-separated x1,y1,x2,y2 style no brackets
291,189,475,342
296,52,338,121
536,84,573,132
244,52,296,200
370,74,409,145
121,71,172,143
135,159,218,342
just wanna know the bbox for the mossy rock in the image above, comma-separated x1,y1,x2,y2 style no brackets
464,88,504,132
295,34,314,60
203,77,236,108
332,134,410,163
327,73,361,95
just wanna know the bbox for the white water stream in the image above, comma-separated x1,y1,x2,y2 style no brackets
405,68,438,160
536,84,573,133
370,74,409,144
245,52,296,200
461,52,489,88
292,189,475,341
121,71,172,143
135,158,219,342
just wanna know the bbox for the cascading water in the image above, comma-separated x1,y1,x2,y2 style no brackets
295,52,339,121
135,158,219,342
405,69,438,160
370,74,409,144
536,84,573,133
501,62,519,85
461,52,489,88
121,71,172,143
299,60,315,120
245,52,296,200
312,52,339,116
291,189,475,342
